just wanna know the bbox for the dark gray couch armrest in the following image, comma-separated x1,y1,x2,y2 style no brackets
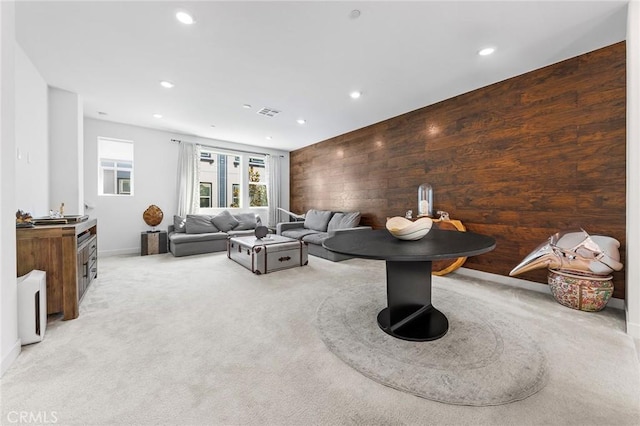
277,221,305,235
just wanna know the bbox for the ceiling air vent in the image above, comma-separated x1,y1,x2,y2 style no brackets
257,107,281,118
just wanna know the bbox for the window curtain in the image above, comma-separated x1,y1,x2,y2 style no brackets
266,154,281,227
176,142,200,217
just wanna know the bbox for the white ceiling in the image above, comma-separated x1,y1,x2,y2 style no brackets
15,1,628,152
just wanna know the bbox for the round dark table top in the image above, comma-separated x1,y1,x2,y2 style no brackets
323,228,496,262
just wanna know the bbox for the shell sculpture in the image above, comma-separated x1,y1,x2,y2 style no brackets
386,216,433,241
143,205,164,227
510,229,623,312
509,229,623,277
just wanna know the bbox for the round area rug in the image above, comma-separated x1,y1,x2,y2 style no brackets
316,284,549,406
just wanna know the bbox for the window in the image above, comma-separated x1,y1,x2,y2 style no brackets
231,184,240,208
98,137,134,196
200,182,212,208
197,150,268,209
248,156,268,207
199,151,242,208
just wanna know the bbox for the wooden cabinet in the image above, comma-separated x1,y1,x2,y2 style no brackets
16,219,97,320
77,232,98,301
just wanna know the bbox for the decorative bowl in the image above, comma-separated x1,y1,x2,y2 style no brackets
386,216,433,241
547,269,613,312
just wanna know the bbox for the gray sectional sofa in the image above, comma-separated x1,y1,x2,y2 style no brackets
277,209,370,261
168,210,261,257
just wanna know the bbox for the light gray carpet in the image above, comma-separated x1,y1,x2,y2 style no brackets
316,284,548,406
1,253,639,425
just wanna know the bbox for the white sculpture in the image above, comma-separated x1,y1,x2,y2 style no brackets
509,229,623,277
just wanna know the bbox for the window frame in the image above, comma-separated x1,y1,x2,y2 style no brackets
199,182,213,208
97,137,134,196
197,149,268,211
248,156,268,208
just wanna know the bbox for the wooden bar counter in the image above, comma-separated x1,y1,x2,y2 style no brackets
16,218,98,320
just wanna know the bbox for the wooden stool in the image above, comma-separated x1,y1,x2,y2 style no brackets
431,212,467,276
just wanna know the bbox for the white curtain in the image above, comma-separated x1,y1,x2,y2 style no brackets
176,142,200,217
266,154,281,227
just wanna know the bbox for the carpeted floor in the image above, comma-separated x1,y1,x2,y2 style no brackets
1,252,639,425
316,284,549,406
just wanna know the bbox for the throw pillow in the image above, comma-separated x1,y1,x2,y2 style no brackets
212,210,239,232
233,213,257,230
327,211,361,232
185,215,218,234
304,209,334,232
173,215,186,233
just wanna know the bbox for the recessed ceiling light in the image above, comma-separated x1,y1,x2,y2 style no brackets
297,119,306,125
152,113,163,119
97,111,107,116
478,47,496,56
350,10,361,19
350,91,362,99
210,124,216,127
243,104,252,109
266,136,272,140
160,80,174,89
176,11,195,25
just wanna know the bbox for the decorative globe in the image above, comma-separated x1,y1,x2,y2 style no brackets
143,205,163,227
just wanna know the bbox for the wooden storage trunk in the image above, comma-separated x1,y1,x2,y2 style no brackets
227,235,308,274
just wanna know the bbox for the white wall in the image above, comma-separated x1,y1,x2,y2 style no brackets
49,87,83,216
1,0,20,377
84,119,290,256
15,45,48,217
626,0,640,339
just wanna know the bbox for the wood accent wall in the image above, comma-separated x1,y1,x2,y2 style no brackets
290,42,627,298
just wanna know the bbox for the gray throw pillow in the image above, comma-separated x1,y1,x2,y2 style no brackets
173,215,186,233
212,210,239,232
304,209,334,232
327,211,361,232
186,215,218,234
234,213,257,230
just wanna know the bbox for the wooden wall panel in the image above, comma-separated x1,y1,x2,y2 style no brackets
290,42,627,299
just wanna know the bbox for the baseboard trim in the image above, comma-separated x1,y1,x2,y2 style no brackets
625,313,640,339
454,267,625,311
1,338,21,377
99,248,139,257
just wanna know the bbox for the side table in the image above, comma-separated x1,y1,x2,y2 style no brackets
431,215,467,276
323,229,495,341
141,230,167,256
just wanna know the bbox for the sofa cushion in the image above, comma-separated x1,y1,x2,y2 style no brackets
281,228,320,240
186,215,219,234
304,209,334,232
327,212,361,232
212,210,239,232
233,213,257,230
169,232,228,243
302,232,330,245
173,215,187,233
